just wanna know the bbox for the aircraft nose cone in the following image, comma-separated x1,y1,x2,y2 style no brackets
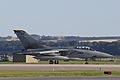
100,52,113,58
105,53,113,57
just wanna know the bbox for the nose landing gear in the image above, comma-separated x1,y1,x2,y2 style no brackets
85,58,89,64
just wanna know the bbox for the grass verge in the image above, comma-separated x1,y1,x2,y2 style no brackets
0,70,120,77
1,61,120,64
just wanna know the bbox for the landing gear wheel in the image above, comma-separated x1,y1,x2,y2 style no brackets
55,60,59,64
49,60,54,64
85,61,89,64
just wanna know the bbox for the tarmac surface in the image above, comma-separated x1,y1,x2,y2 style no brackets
0,64,120,70
0,76,120,80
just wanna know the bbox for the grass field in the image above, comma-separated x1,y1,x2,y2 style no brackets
0,70,120,77
0,60,120,64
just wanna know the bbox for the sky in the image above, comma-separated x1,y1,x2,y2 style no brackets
0,0,120,37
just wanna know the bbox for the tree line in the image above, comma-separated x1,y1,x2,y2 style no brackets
0,41,120,55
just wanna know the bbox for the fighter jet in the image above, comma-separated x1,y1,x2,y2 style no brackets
14,30,113,64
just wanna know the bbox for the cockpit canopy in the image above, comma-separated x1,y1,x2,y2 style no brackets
74,46,95,51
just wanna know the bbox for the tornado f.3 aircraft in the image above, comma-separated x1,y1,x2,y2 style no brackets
14,30,113,64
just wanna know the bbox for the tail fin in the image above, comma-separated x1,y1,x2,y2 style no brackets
14,30,48,49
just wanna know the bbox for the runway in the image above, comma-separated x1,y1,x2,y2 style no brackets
0,76,120,80
0,64,120,70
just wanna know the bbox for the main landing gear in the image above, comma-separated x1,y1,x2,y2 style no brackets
49,60,59,64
